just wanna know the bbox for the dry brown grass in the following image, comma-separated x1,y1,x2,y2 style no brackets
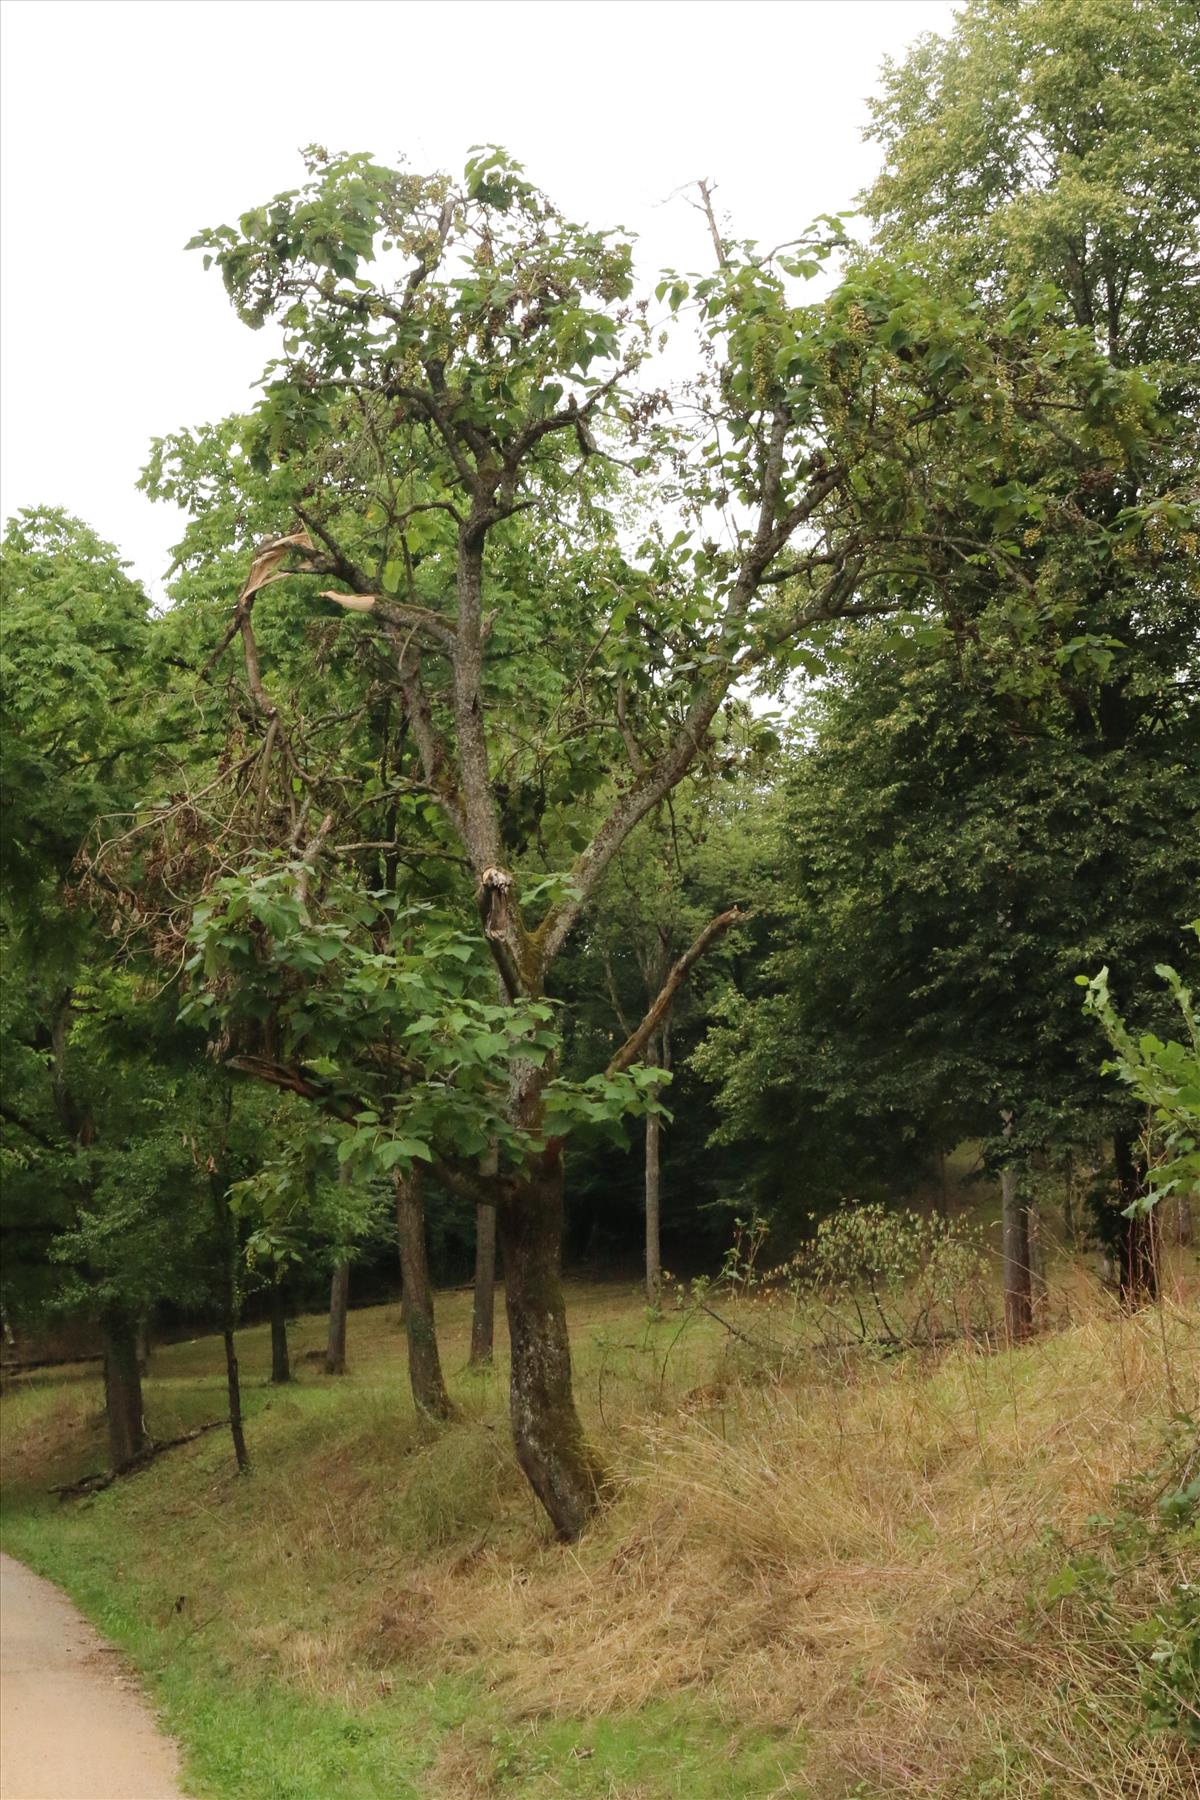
393,1285,1199,1796
5,1261,1198,1798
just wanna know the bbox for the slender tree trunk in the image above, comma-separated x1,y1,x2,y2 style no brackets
101,1307,148,1471
1170,1193,1194,1248
269,1278,291,1384
325,1263,349,1374
1027,1198,1047,1319
644,1102,662,1309
1000,1161,1032,1343
469,1199,497,1367
395,1168,454,1420
639,965,671,1311
222,1319,248,1472
1110,1131,1159,1306
645,1016,672,1309
210,1172,248,1473
1062,1158,1079,1250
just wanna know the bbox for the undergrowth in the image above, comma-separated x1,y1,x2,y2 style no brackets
2,1266,1198,1798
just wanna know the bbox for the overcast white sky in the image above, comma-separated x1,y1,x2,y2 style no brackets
1,0,958,596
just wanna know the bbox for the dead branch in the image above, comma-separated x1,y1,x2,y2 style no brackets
201,530,314,680
606,908,745,1075
50,1418,229,1500
476,865,525,999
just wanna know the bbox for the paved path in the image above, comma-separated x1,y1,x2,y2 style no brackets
0,1553,188,1799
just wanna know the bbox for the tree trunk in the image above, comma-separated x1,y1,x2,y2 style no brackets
1061,1158,1079,1249
1109,1131,1159,1306
645,1017,672,1310
101,1308,148,1471
222,1319,248,1472
325,1263,349,1374
497,1129,605,1541
210,1172,248,1473
395,1168,454,1420
1000,1163,1032,1343
469,1199,497,1367
135,1312,152,1376
645,1104,662,1309
269,1279,291,1384
1027,1198,1047,1319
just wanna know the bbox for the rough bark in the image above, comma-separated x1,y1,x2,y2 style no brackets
469,1199,497,1367
1000,1164,1032,1343
497,1147,605,1539
325,1263,349,1375
395,1168,454,1420
101,1309,148,1472
135,1313,152,1376
496,1057,605,1539
269,1279,291,1384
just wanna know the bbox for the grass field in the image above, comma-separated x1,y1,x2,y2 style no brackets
2,1264,1198,1799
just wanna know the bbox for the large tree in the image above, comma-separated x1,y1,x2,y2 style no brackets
862,0,1200,1299
697,629,1199,1277
865,0,1200,373
124,147,1148,1536
0,512,217,1465
698,0,1200,1311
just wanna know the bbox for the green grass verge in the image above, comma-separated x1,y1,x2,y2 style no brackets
1,1293,808,1799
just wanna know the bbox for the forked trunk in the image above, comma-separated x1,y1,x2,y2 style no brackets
269,1279,291,1384
101,1308,148,1471
395,1168,454,1420
497,1144,605,1540
325,1263,349,1374
469,1199,497,1367
1000,1164,1032,1343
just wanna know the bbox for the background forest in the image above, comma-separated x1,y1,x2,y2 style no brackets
2,2,1198,1797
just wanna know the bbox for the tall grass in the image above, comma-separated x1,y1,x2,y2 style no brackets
2,1266,1197,1798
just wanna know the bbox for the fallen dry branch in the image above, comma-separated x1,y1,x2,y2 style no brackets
1,1353,104,1377
697,1299,997,1358
50,1418,229,1500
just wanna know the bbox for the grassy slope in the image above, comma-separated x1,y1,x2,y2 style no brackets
2,1269,1198,1800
